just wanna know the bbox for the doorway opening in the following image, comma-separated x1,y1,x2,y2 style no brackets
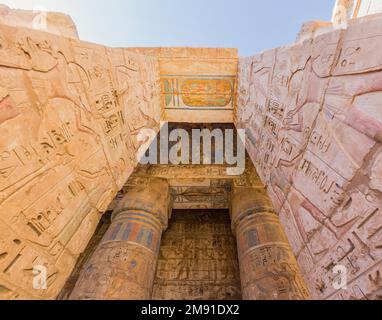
152,209,242,300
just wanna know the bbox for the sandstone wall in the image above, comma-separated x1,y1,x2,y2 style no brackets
237,14,382,300
127,47,238,123
0,23,161,299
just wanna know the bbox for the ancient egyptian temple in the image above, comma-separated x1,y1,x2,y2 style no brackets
0,0,382,300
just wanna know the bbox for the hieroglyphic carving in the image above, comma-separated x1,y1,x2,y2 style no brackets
127,47,238,123
162,76,235,109
0,18,161,299
152,210,242,300
1,2,382,301
69,178,170,300
170,180,232,210
231,186,310,300
237,13,382,299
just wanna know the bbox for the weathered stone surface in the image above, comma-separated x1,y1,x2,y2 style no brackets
231,184,310,300
69,178,170,300
1,1,382,301
296,21,333,43
237,14,382,299
0,22,161,299
127,47,238,123
152,210,242,300
0,4,78,39
0,33,238,299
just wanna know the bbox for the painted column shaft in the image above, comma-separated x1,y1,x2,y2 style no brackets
70,178,170,300
232,186,310,300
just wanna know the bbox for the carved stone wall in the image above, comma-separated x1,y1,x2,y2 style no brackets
1,2,382,301
57,212,112,300
0,27,238,298
127,48,238,123
69,178,171,300
237,14,382,299
152,209,242,300
0,22,161,299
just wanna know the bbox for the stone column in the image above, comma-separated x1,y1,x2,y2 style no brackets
231,185,310,300
70,177,171,300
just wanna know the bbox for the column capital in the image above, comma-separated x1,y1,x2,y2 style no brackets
113,177,171,230
231,186,275,232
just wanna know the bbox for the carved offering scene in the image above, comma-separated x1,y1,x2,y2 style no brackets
0,1,382,302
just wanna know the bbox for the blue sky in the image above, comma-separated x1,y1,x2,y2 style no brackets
2,0,334,56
